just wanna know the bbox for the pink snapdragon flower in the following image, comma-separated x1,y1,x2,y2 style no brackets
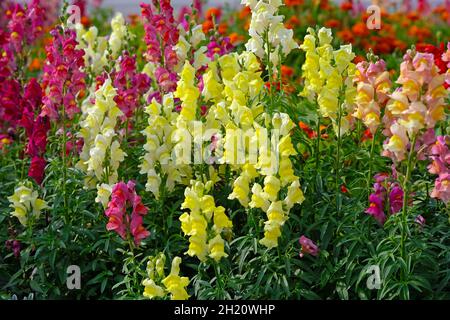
140,1,179,95
353,58,391,134
97,52,150,119
41,27,86,120
427,135,450,204
5,239,21,258
430,173,450,204
415,215,426,227
206,37,233,59
105,181,150,246
417,0,431,16
299,235,319,258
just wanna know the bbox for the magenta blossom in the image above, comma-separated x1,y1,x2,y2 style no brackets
366,193,386,225
366,172,407,226
415,215,426,227
389,186,404,214
299,235,319,258
5,239,21,258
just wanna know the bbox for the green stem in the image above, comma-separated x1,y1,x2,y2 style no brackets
213,262,223,298
62,103,68,220
265,31,273,111
367,128,377,193
335,104,343,215
400,134,416,284
315,113,321,177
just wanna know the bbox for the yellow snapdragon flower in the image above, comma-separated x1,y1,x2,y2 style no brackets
143,255,190,300
8,184,48,226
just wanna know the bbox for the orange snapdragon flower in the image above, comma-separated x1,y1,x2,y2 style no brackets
285,16,300,29
229,33,245,45
352,22,369,37
281,65,294,79
285,0,304,6
337,29,354,43
81,16,90,28
324,19,340,28
203,19,214,34
128,14,140,27
218,23,228,35
29,58,42,72
239,6,251,20
298,122,328,139
205,7,221,21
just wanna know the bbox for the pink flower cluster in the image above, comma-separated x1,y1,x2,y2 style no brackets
96,52,150,119
366,172,405,225
41,27,86,120
6,1,44,53
427,136,450,204
105,181,150,246
299,235,319,258
0,1,45,131
5,239,21,258
206,37,233,60
141,1,179,96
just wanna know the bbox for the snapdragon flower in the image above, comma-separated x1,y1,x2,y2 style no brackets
41,26,86,120
143,254,190,300
242,0,298,72
383,49,447,162
104,180,149,246
180,180,232,262
8,183,48,227
77,79,126,188
428,136,450,204
300,27,356,135
353,58,392,134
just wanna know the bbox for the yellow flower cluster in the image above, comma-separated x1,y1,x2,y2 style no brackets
141,15,305,254
77,79,126,192
174,24,208,72
201,52,305,248
243,0,299,71
108,13,128,59
253,114,305,248
179,179,232,262
140,94,190,198
8,184,48,226
142,253,190,300
300,27,357,135
75,24,107,75
76,13,128,76
174,61,200,122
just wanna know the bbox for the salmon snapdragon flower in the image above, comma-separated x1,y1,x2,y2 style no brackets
383,48,447,162
353,58,391,134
